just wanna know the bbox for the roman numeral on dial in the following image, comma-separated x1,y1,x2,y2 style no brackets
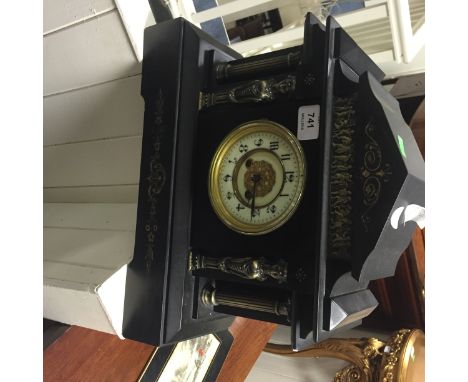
270,141,279,151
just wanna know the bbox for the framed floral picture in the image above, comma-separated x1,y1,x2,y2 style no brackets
139,330,233,382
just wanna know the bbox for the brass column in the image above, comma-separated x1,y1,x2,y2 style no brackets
201,286,289,317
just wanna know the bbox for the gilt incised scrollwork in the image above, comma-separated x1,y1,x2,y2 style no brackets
145,89,167,273
361,119,392,232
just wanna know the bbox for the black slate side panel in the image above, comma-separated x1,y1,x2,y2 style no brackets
123,19,186,346
123,18,239,346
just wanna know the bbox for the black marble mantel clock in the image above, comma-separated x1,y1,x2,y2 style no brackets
122,14,425,351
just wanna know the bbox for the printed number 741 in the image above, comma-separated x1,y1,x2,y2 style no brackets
307,113,315,128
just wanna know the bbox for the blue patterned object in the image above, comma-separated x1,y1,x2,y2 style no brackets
193,0,229,45
330,0,365,15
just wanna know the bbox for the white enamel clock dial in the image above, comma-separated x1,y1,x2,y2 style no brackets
208,120,306,235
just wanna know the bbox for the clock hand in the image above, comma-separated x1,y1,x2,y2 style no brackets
251,174,260,220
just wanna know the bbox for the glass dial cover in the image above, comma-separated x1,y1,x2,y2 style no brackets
208,120,306,235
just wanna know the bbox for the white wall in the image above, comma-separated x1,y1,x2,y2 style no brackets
43,0,145,333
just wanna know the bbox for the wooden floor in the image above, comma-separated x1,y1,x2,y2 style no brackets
218,318,276,381
44,326,154,382
44,317,276,382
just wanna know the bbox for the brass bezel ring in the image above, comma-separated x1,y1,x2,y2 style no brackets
208,120,306,235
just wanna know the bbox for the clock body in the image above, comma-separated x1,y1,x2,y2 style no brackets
123,15,425,352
